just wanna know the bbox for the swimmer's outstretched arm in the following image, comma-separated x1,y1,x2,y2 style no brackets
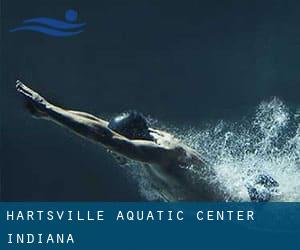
16,81,176,165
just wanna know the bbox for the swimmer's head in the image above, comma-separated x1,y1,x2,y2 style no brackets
108,111,153,141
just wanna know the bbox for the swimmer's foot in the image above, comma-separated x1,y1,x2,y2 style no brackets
16,80,49,118
246,174,279,202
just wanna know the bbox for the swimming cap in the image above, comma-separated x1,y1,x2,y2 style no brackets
108,111,153,141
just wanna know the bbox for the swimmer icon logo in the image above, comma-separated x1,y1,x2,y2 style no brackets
9,9,86,37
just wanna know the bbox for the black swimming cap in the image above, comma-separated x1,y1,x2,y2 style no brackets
108,111,153,141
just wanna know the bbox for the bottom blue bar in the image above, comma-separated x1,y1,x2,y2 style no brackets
0,202,298,249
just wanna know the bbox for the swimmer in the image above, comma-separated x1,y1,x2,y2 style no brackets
16,80,278,201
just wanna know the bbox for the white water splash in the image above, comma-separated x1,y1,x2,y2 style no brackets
125,98,300,201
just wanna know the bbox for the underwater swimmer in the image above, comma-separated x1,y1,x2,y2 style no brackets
16,81,277,201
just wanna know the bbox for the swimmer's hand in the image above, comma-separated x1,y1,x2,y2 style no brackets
16,80,49,118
